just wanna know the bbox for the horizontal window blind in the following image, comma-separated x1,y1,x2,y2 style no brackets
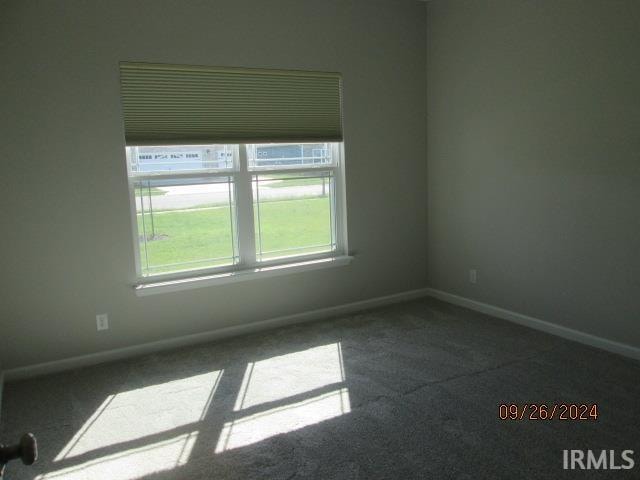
120,62,343,146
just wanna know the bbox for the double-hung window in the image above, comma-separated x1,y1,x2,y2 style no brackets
120,63,348,286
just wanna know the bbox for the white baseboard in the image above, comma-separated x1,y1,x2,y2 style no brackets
424,288,640,361
4,286,637,383
2,287,431,382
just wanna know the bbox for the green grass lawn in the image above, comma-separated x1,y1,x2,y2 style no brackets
255,197,331,258
138,197,331,275
264,177,330,189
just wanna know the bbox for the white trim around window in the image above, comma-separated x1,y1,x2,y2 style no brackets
134,255,354,296
126,142,349,293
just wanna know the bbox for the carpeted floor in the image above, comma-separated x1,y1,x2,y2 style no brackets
2,297,639,479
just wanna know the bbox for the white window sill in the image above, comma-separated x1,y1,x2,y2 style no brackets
134,255,353,297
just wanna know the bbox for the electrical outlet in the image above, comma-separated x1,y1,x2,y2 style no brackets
96,313,109,331
469,269,478,284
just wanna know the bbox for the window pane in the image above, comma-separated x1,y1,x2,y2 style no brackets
248,143,334,170
253,172,335,261
129,145,236,175
135,177,237,276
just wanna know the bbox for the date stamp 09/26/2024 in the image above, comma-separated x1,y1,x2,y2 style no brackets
498,403,598,421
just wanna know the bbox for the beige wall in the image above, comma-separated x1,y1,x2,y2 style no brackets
427,0,640,347
0,0,428,369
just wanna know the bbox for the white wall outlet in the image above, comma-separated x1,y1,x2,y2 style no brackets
96,313,109,331
469,269,478,284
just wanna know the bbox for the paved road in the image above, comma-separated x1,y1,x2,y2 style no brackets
137,184,328,212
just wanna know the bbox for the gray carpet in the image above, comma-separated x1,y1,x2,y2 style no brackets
2,297,639,479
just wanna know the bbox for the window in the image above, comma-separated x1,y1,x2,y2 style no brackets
126,142,346,280
120,63,347,284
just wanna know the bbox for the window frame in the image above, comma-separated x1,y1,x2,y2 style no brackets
126,143,348,285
